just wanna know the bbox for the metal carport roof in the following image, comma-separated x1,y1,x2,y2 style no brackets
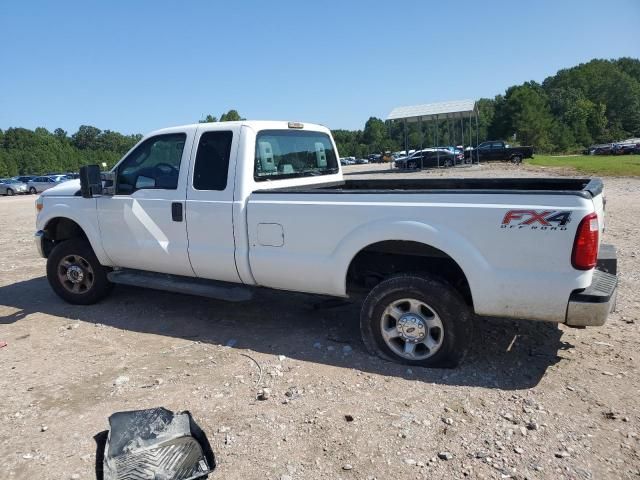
387,99,476,122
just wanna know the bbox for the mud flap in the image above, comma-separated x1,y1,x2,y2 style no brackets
102,407,215,480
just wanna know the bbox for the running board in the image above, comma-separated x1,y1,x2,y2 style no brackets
107,269,253,302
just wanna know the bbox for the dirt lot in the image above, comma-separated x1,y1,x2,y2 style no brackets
1,163,639,480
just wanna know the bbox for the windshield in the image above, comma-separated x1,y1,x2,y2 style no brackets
254,130,338,181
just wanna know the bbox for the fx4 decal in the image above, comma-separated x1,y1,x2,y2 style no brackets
501,209,572,230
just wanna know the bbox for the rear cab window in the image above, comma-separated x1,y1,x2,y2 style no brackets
192,131,233,191
254,130,338,181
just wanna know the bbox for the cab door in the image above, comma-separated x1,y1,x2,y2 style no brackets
96,128,195,277
185,125,241,283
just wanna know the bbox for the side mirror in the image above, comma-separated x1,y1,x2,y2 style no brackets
80,165,103,198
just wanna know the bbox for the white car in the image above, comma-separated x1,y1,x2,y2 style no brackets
34,120,617,367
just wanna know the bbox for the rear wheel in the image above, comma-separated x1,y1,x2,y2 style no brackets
511,155,522,164
46,238,113,305
29,187,37,194
6,188,14,196
360,274,472,368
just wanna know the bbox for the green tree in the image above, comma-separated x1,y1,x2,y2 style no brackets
54,128,68,141
199,114,218,123
219,110,245,122
72,125,102,150
362,117,388,151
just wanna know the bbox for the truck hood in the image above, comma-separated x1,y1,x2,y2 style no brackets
41,179,81,197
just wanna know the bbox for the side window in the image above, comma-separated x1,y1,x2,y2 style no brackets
116,133,186,194
192,131,233,191
478,143,491,150
492,142,504,149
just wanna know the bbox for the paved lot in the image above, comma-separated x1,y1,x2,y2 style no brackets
1,163,639,479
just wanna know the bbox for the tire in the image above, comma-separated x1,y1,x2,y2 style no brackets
360,274,472,368
6,188,14,196
46,238,113,305
29,187,37,194
444,159,453,168
511,155,522,164
407,161,417,170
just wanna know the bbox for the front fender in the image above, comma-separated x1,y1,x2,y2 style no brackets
37,197,113,266
330,218,491,301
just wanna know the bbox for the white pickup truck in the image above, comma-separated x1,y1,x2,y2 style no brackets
34,120,617,367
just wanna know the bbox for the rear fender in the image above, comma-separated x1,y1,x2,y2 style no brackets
332,218,490,301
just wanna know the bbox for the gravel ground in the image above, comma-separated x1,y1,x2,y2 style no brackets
0,163,639,480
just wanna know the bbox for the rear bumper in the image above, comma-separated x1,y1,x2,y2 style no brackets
565,245,617,327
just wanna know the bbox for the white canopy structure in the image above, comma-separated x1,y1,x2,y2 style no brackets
387,99,476,122
386,99,479,168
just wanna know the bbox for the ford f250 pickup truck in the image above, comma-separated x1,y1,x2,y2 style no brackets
465,141,534,163
34,120,617,367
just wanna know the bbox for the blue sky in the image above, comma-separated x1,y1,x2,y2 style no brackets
1,0,639,134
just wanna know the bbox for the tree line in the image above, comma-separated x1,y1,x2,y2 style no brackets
1,59,639,176
0,110,245,177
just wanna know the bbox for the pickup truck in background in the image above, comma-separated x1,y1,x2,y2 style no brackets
34,121,616,368
466,141,534,163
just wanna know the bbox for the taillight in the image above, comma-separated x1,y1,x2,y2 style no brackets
571,212,599,270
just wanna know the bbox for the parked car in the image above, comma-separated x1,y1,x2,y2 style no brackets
466,141,534,163
395,149,461,169
368,154,382,163
355,158,369,164
612,143,639,155
340,157,355,166
585,144,614,155
27,175,68,194
34,120,616,368
12,175,36,183
0,178,28,196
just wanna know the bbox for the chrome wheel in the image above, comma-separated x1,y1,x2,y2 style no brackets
57,254,95,294
380,298,444,360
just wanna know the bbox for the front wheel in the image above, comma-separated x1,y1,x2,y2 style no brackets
6,188,14,196
29,187,37,194
46,238,113,305
360,274,472,368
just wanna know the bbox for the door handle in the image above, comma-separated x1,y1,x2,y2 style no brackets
171,202,183,222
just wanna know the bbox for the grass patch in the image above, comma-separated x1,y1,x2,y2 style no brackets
527,155,640,176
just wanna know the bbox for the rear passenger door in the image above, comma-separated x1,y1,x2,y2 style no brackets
186,126,241,283
475,143,491,161
491,142,505,160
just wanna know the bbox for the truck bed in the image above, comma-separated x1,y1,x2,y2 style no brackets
255,177,603,198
